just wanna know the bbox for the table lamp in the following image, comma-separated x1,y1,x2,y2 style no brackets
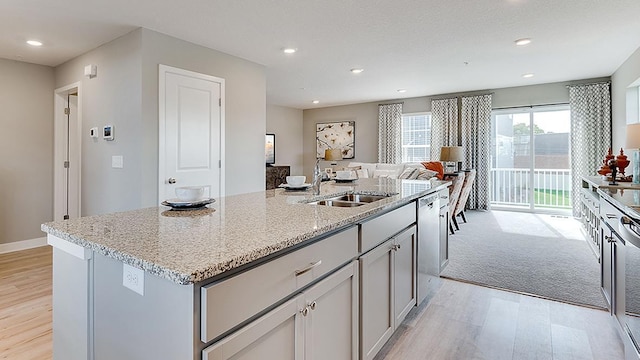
439,146,464,173
324,148,343,166
626,123,640,184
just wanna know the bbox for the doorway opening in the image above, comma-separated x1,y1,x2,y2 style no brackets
54,83,82,221
490,105,571,214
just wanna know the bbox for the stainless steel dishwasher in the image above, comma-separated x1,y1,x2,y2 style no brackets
417,193,440,305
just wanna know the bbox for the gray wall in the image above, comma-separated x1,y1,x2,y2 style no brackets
55,30,143,216
54,28,266,216
141,29,266,200
266,104,304,176
0,59,55,246
302,78,609,178
612,46,640,150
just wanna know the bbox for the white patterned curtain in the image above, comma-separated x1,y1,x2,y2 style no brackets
569,82,611,217
430,98,459,160
461,94,492,210
378,103,403,163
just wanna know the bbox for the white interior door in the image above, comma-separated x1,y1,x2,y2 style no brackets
159,65,225,202
54,83,81,221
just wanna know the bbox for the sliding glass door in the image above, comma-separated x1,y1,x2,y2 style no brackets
490,106,571,212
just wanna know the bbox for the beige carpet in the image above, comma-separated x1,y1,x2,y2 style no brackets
441,210,607,309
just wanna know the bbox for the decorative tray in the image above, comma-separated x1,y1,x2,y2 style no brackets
161,198,215,210
278,183,312,190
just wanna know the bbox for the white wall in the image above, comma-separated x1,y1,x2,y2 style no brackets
53,28,266,216
612,46,640,150
0,59,54,246
302,78,609,178
266,104,304,176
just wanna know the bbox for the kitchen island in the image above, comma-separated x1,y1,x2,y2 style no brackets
42,177,449,360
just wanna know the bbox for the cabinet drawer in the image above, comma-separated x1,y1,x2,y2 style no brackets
201,226,358,343
601,198,623,230
360,202,416,253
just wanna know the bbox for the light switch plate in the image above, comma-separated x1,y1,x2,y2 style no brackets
112,155,123,168
122,263,144,296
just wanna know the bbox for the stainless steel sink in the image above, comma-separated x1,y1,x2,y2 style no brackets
329,194,388,203
314,200,365,207
308,193,392,207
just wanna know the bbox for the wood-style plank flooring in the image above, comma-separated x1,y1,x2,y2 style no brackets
0,246,52,360
0,247,625,360
376,278,624,360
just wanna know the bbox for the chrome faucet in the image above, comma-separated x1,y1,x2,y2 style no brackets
312,158,322,195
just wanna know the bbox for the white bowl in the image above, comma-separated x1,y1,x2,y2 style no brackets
175,186,204,201
286,176,306,186
335,170,352,179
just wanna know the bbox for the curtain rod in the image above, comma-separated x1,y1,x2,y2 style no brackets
431,92,495,101
566,81,611,88
378,101,404,106
492,102,569,111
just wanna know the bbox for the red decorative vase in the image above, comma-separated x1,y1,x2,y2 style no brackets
617,148,630,175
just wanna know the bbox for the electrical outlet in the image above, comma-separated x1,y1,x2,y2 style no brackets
122,263,144,295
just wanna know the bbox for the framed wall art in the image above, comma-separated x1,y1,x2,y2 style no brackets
316,121,355,159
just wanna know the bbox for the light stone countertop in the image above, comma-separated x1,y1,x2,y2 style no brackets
597,186,640,220
42,178,449,285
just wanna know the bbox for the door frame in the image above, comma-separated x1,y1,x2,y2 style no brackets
53,82,82,220
158,64,226,203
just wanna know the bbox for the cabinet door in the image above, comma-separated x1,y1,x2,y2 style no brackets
202,296,304,360
393,226,416,327
360,239,394,360
601,224,614,312
304,261,359,360
439,204,450,272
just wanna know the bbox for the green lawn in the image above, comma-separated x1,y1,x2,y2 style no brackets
534,188,571,208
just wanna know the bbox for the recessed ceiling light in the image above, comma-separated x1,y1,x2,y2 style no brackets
397,89,407,93
26,40,42,47
515,38,531,46
283,48,296,54
522,73,534,78
312,100,320,104
350,68,364,74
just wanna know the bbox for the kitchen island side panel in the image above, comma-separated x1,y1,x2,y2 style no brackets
92,252,197,360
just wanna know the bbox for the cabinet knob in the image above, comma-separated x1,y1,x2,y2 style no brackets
606,235,616,243
300,307,309,316
168,177,176,184
391,244,401,251
309,301,317,310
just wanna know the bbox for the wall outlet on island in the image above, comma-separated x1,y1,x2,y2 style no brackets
123,263,144,296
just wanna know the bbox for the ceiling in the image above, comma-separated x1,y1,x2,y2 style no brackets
3,0,640,110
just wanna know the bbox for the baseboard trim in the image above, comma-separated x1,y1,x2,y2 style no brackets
0,237,48,254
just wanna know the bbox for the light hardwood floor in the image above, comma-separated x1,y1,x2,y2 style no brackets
376,278,624,360
0,247,624,360
0,246,52,360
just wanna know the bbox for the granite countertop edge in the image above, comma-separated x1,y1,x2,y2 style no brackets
42,180,450,285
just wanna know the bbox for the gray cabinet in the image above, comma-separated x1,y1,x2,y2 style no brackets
600,197,625,316
359,226,417,360
202,261,359,360
438,189,450,273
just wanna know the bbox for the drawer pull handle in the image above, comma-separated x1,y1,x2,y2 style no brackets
309,301,317,310
606,214,617,219
300,307,309,316
295,260,322,276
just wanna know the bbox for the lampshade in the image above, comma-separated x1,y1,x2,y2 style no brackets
626,123,640,149
324,148,343,161
439,146,464,162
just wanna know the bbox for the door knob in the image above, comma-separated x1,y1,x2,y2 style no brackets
168,178,176,184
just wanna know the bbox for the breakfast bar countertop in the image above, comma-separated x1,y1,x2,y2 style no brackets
42,178,449,285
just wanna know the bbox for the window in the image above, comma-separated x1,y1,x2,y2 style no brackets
401,113,431,162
